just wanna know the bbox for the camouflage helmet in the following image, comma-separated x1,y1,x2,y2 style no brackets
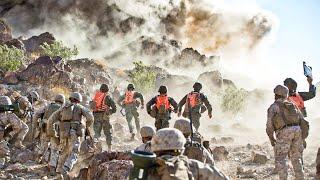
69,92,82,102
0,96,12,105
274,85,289,98
127,84,135,90
140,125,155,138
174,119,192,135
151,128,186,152
29,91,40,101
54,94,65,104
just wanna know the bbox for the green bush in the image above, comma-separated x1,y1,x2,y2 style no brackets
0,44,24,71
221,86,248,114
129,61,157,93
40,41,78,60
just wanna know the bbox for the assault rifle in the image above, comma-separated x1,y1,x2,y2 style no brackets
0,104,20,113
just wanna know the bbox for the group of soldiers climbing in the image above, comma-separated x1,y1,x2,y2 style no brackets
0,74,317,179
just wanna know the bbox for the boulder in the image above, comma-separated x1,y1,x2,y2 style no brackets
120,17,145,33
141,38,167,56
198,71,223,88
23,32,55,53
251,151,268,164
212,146,229,161
10,149,38,163
3,72,19,84
0,19,12,43
4,38,25,50
96,160,132,180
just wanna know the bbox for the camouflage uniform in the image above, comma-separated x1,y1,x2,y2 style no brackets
50,97,94,174
178,91,212,131
135,126,155,153
118,91,144,134
267,98,304,180
93,95,116,147
136,142,152,152
147,128,228,180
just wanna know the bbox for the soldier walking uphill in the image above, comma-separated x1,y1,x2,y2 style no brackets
33,94,65,164
91,84,116,151
147,128,228,180
0,96,28,150
118,84,144,140
266,85,305,180
49,92,94,175
146,86,178,130
178,82,213,131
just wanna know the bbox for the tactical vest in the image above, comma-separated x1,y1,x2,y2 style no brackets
272,101,301,131
156,95,170,114
60,104,84,138
92,91,109,112
43,103,61,120
123,91,135,105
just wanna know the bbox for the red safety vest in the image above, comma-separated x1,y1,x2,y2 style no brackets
186,92,200,108
156,95,170,110
288,93,305,111
123,91,134,105
93,91,108,112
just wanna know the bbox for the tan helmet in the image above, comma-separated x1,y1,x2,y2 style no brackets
274,85,289,98
29,91,40,101
174,119,192,135
151,128,186,152
69,92,82,102
54,94,65,104
140,125,155,138
0,96,12,105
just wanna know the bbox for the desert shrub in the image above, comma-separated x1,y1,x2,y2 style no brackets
221,86,248,114
128,61,156,93
0,44,24,71
40,41,78,60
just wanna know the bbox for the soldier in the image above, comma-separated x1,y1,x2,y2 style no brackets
178,82,213,131
135,125,155,152
148,128,228,179
146,86,178,130
33,94,65,163
0,96,28,149
174,119,214,165
118,84,144,140
49,92,94,175
283,77,316,117
266,85,304,180
91,84,116,151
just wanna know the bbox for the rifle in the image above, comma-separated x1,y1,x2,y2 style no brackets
0,104,20,113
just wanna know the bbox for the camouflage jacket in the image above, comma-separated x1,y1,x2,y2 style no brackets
0,112,26,138
135,141,152,153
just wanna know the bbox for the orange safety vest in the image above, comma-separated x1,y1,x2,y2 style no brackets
123,91,135,105
288,93,305,111
186,92,200,108
93,91,109,112
156,95,170,110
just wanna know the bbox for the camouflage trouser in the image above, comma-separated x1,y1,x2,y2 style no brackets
190,112,201,131
48,137,60,168
155,117,170,130
36,132,50,156
274,126,304,180
57,132,80,173
93,112,112,146
125,106,140,134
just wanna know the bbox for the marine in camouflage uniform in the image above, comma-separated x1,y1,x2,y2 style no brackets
266,85,304,180
92,84,117,151
33,94,65,164
0,96,28,149
178,82,213,131
118,84,144,140
49,92,94,174
135,125,155,152
174,119,214,165
148,128,228,180
146,86,178,130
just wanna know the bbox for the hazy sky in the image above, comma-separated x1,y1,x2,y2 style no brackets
257,0,320,86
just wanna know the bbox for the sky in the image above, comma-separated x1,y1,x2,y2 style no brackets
257,0,320,88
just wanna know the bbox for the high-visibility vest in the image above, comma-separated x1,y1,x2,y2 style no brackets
186,92,201,108
123,91,135,105
156,95,170,110
93,91,108,112
288,93,305,111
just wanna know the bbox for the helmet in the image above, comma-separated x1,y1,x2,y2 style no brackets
158,85,168,94
274,85,289,98
0,96,12,105
151,128,186,152
69,92,82,102
193,82,202,92
29,91,40,101
284,78,297,91
174,119,192,135
127,84,135,90
54,94,65,104
140,125,155,138
100,84,109,92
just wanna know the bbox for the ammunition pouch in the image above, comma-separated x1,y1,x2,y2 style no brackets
70,121,83,137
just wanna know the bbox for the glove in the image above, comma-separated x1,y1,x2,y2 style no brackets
208,113,213,119
307,76,313,85
5,134,12,142
147,110,151,115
